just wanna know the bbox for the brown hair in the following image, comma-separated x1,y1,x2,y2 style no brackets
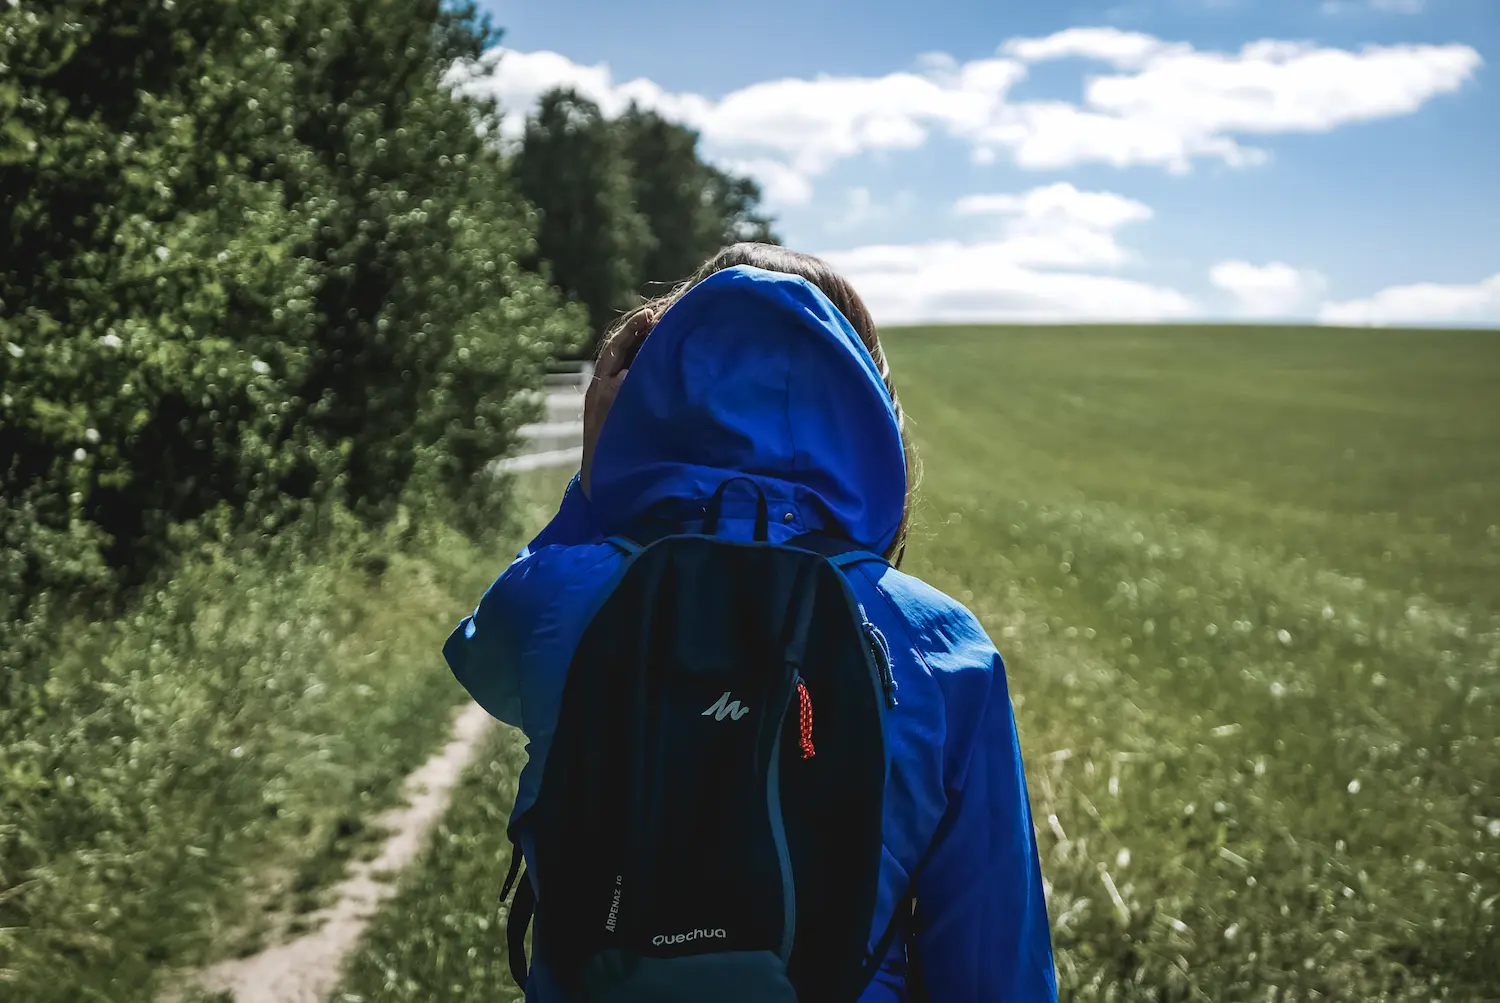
599,242,919,566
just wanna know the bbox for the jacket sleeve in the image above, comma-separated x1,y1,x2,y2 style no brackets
442,473,603,728
911,653,1057,1002
521,472,602,554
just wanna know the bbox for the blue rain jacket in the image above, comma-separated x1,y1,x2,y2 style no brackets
444,265,1057,1002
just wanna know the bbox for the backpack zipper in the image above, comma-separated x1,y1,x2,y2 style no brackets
854,602,898,709
864,622,898,709
794,673,816,759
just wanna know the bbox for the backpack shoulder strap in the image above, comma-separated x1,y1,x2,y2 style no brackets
499,847,533,987
508,871,535,987
785,532,888,570
604,535,643,556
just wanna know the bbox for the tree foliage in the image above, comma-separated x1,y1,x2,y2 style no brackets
513,92,778,351
510,88,653,343
0,0,584,669
615,104,777,294
0,2,778,686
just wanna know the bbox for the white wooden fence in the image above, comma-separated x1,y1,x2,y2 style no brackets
491,363,591,474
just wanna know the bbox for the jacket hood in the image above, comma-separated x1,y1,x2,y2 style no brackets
589,264,907,555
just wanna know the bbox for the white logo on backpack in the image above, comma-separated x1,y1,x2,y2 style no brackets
702,691,750,721
653,928,728,946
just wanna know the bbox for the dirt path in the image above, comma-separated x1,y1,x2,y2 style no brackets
176,379,582,1002
185,702,493,1003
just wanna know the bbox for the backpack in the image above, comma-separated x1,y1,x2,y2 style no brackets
499,478,904,1002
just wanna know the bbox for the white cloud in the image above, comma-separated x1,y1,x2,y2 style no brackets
1084,40,1476,136
1319,273,1500,326
698,70,1015,174
451,48,1026,203
992,35,1478,171
955,182,1153,229
717,158,815,205
952,183,1154,269
1211,260,1327,316
990,28,1478,170
448,49,712,140
822,239,1196,324
450,32,1480,197
1002,27,1186,69
819,183,1190,324
969,101,1269,174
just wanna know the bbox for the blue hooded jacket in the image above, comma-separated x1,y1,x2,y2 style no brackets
444,265,1057,1002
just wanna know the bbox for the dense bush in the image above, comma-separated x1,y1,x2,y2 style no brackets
0,0,584,684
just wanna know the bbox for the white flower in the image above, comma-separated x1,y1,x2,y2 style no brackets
85,428,100,444
1277,629,1293,645
6,342,22,358
73,447,86,461
1347,779,1361,794
1116,848,1131,868
1224,923,1240,941
101,333,123,349
155,245,170,261
251,359,271,375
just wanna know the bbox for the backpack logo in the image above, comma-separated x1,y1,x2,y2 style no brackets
653,928,728,946
702,691,750,721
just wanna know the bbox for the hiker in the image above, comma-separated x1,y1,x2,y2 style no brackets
445,244,1057,1002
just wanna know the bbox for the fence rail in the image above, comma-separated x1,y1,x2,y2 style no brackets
492,362,591,475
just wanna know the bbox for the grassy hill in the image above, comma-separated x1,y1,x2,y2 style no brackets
341,324,1500,1002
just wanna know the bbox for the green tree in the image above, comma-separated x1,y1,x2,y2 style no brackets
511,87,653,343
261,0,582,523
0,0,581,671
1,0,315,610
615,104,778,295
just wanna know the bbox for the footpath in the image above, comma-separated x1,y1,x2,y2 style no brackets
179,366,588,1002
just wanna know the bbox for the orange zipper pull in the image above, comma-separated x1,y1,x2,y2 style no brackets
797,679,815,759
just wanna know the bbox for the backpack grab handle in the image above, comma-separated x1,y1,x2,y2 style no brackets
702,476,771,541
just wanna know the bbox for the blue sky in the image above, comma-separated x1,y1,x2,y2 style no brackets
468,0,1498,325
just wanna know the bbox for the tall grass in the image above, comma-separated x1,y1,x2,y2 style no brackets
912,495,1498,998
0,475,562,1002
895,324,1500,1000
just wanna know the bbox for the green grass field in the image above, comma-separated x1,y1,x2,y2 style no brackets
340,325,1500,1002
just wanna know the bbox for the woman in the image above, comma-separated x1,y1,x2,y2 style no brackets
446,244,1057,1001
